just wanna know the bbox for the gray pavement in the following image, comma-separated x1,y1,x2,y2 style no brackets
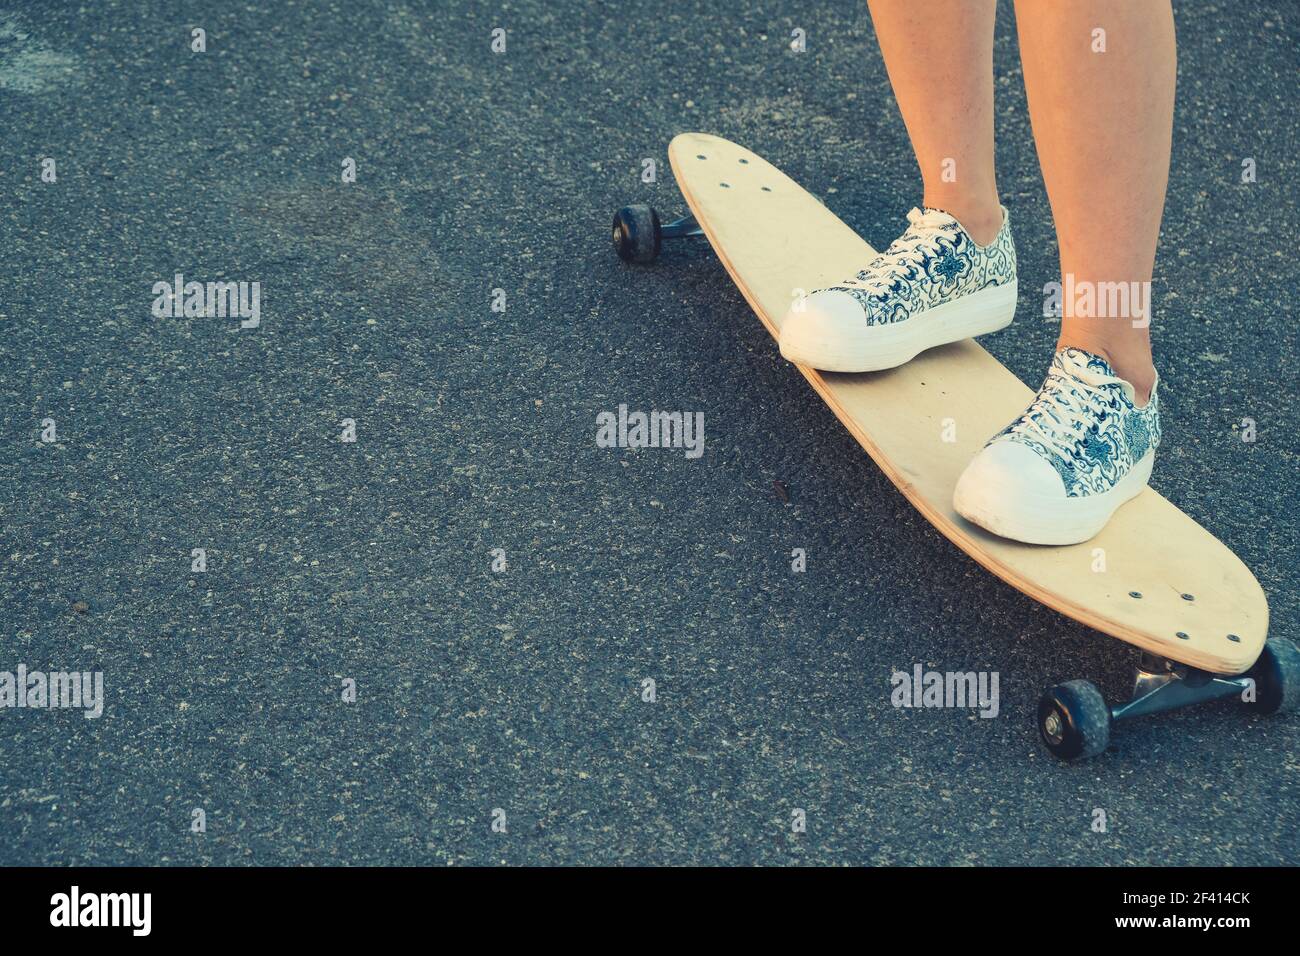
1,0,1296,865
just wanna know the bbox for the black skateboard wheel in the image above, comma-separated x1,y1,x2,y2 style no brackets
1038,679,1111,760
1246,638,1300,715
612,204,661,263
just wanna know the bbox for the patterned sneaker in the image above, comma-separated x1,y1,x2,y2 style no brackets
779,206,1017,372
953,348,1161,545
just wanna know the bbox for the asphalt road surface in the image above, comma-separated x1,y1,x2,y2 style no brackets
1,1,1296,865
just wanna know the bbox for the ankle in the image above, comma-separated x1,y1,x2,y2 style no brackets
922,194,1003,246
1057,336,1156,406
1115,364,1156,407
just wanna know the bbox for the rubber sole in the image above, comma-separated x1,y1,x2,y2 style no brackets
954,451,1156,546
779,281,1018,372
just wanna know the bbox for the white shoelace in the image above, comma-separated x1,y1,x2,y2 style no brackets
1011,359,1119,458
840,207,955,296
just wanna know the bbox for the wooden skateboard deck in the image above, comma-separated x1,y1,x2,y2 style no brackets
668,132,1268,676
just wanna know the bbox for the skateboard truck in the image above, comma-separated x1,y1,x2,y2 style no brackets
1113,653,1253,721
612,204,703,264
1038,639,1300,760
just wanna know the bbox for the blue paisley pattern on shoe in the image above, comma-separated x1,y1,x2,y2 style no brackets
991,348,1161,498
819,206,1017,326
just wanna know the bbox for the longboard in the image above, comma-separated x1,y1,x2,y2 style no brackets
665,132,1269,678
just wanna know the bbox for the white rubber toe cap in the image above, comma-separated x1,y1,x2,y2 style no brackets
778,290,870,370
956,440,1154,545
956,440,1065,505
954,440,1070,542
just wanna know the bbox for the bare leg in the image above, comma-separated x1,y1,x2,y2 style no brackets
866,0,1003,245
1014,0,1175,402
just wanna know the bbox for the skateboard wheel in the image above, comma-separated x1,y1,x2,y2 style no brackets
1245,638,1300,716
1038,680,1111,760
612,204,661,263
